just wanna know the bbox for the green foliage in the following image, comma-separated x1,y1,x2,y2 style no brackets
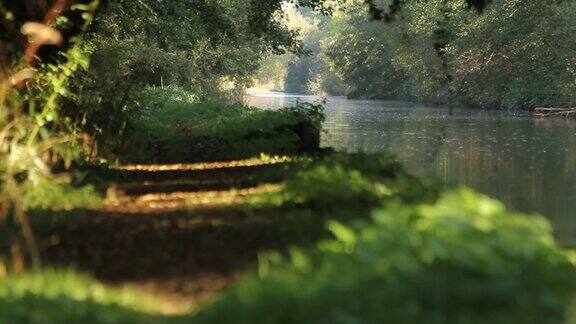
284,163,394,207
449,0,576,108
253,153,435,212
0,1,100,267
23,178,101,211
196,189,576,324
3,158,575,323
118,87,324,162
316,0,576,108
322,5,413,99
68,0,324,151
3,2,576,322
0,269,169,324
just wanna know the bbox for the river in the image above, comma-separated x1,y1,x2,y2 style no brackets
246,92,576,245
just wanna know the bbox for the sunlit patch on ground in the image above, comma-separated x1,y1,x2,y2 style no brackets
115,156,294,172
103,184,283,213
102,159,289,213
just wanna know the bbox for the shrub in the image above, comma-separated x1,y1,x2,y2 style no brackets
196,189,576,324
253,153,435,212
119,87,324,163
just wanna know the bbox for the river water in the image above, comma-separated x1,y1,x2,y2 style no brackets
246,92,576,244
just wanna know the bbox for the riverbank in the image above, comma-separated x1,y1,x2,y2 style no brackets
2,92,576,323
248,93,576,245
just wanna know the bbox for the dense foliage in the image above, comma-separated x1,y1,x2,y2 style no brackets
0,0,101,269
253,153,434,212
197,189,576,323
267,0,576,109
1,1,576,323
252,6,348,95
4,155,575,323
118,86,324,162
65,0,304,157
0,0,325,266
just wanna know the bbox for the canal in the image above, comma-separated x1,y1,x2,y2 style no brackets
247,92,576,244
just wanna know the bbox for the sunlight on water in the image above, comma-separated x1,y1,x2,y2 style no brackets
246,93,576,244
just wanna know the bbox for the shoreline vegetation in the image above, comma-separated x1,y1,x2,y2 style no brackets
1,0,575,323
2,91,576,323
253,1,576,111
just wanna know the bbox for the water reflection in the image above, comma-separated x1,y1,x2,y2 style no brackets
246,93,576,245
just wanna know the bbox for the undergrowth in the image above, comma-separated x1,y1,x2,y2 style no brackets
24,178,101,212
0,269,171,324
119,86,325,163
2,153,575,323
196,189,576,324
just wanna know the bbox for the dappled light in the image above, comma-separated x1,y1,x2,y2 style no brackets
117,158,293,172
104,183,283,212
1,0,575,323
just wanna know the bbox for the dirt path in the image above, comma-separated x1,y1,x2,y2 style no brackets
36,158,308,311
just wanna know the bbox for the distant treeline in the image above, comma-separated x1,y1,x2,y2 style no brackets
268,0,576,109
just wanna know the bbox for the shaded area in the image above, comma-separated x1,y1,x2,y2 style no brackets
25,153,427,304
39,208,306,298
29,158,327,301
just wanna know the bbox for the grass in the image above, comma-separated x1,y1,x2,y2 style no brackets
0,269,175,324
23,178,102,211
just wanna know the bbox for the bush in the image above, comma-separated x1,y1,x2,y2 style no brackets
253,153,435,212
119,87,324,163
196,189,576,324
